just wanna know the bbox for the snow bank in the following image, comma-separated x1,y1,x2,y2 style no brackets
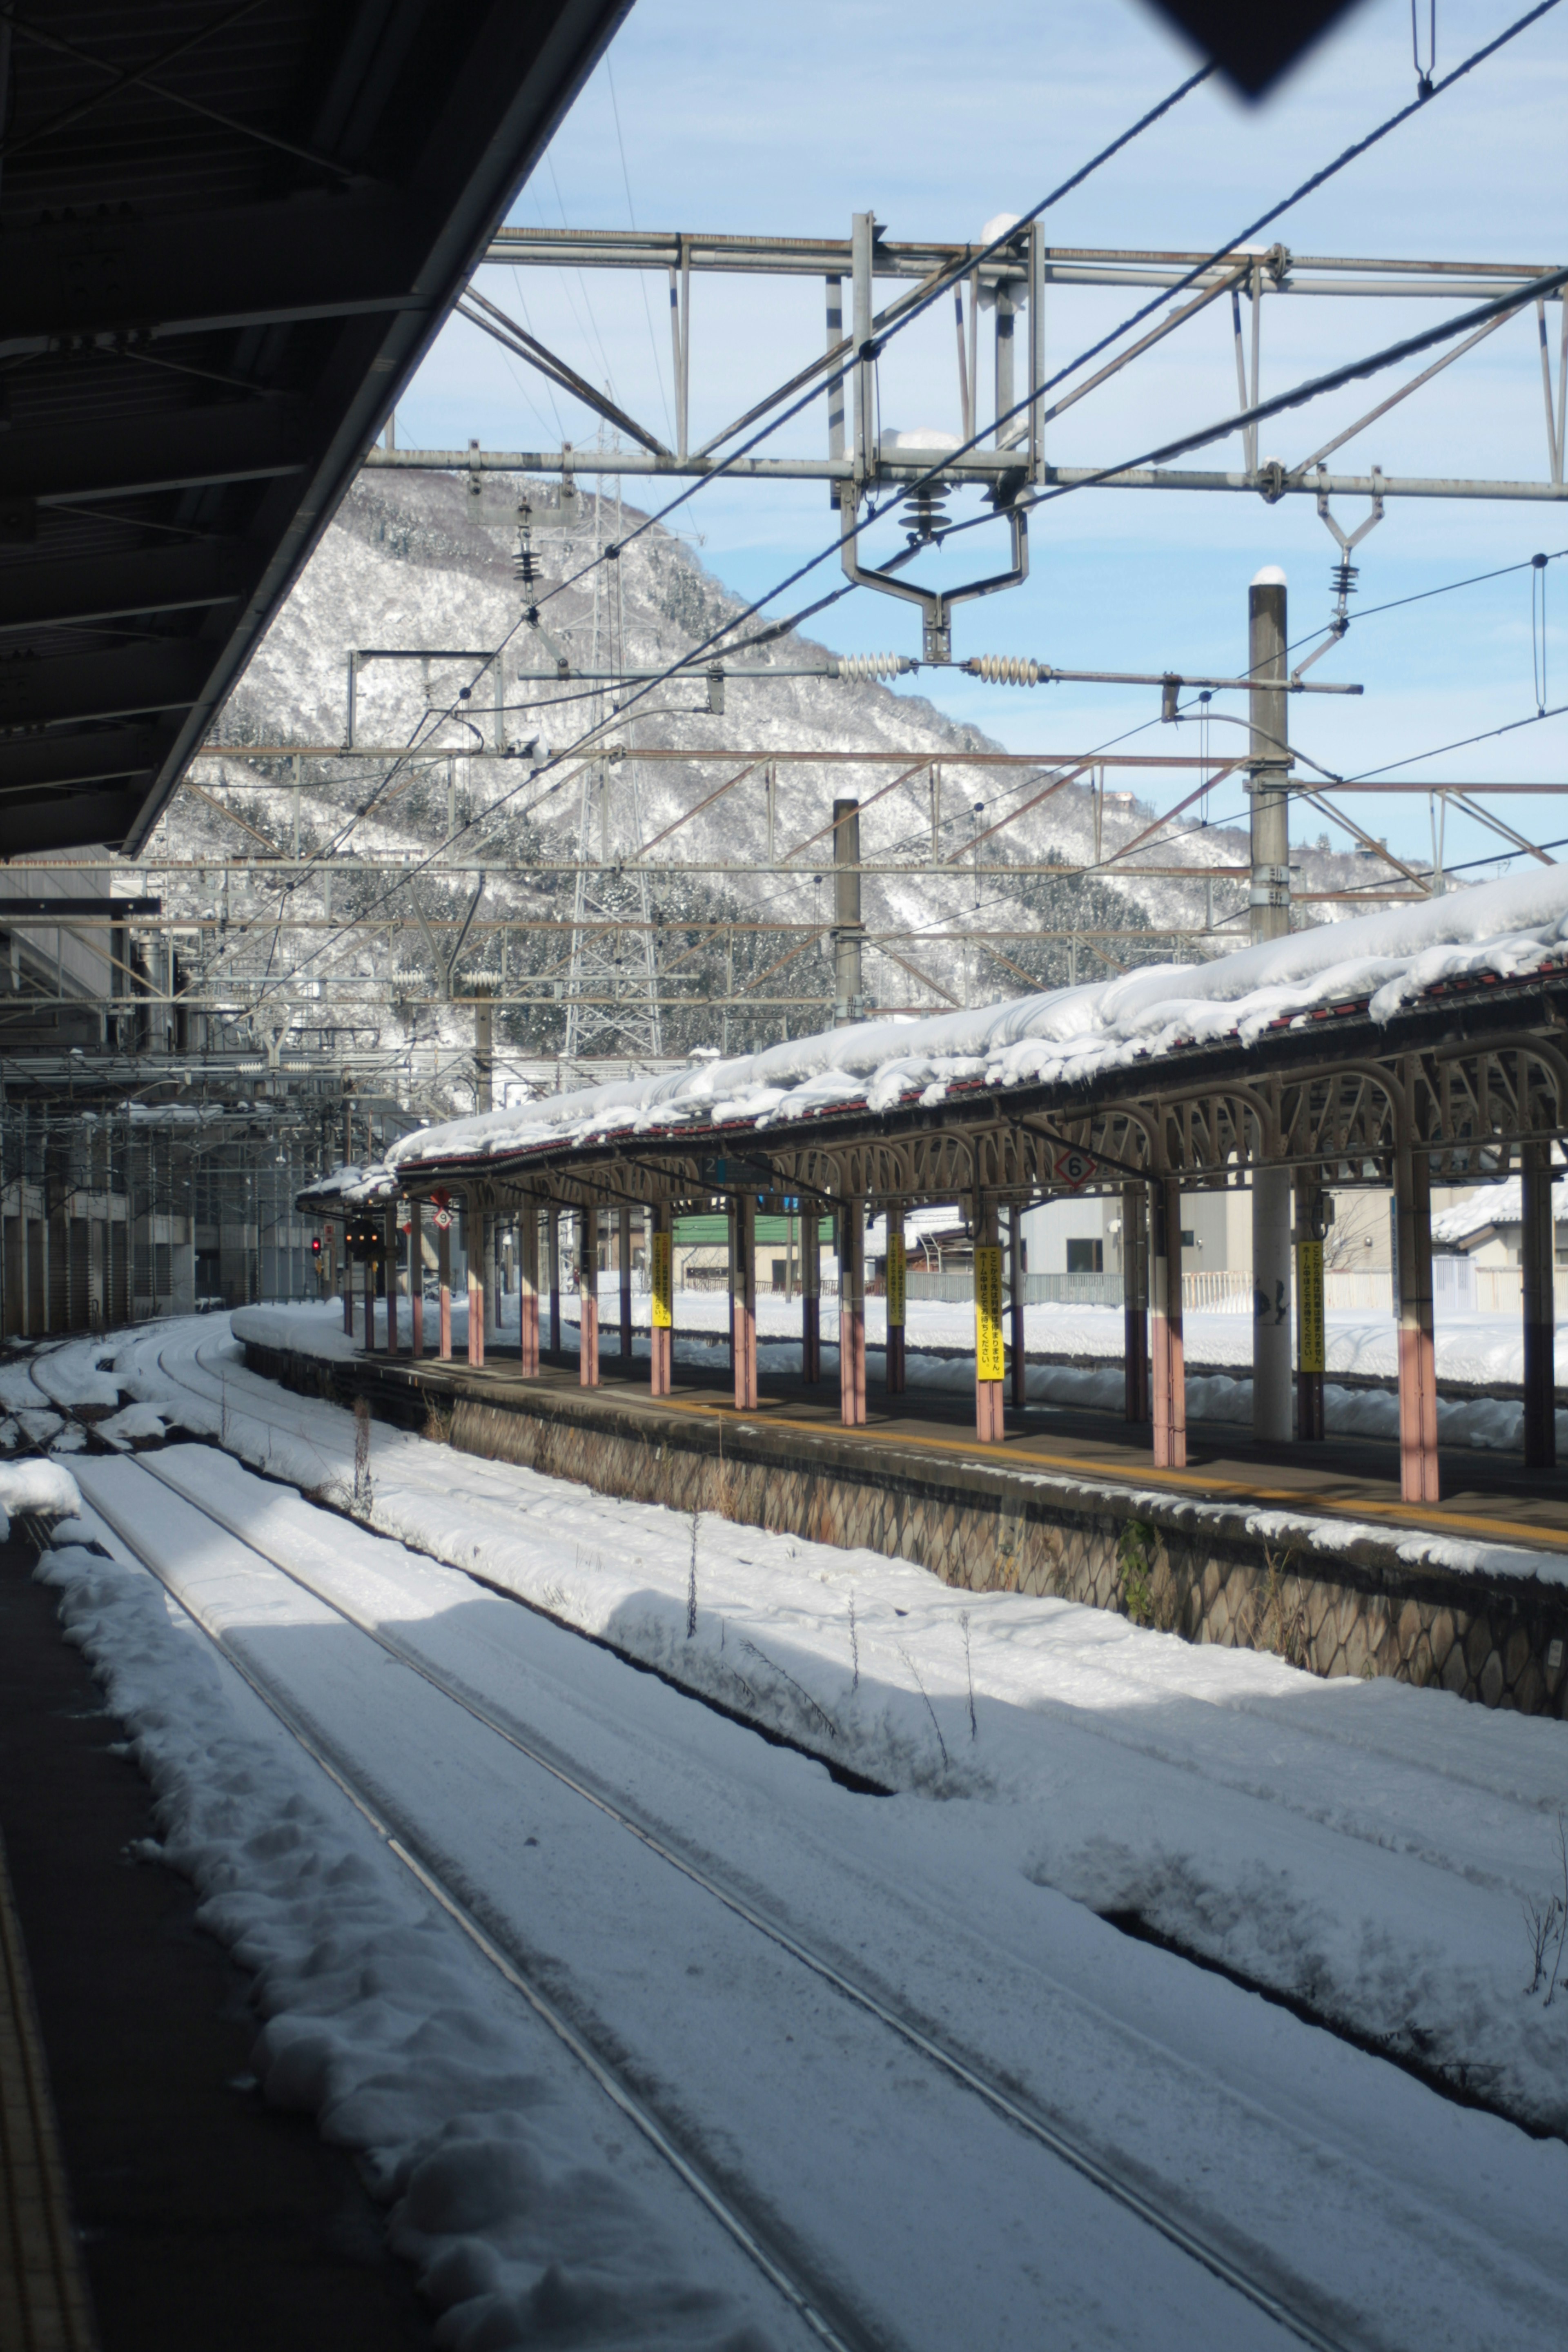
384,865,1568,1174
35,1518,798,2348
0,1457,82,1535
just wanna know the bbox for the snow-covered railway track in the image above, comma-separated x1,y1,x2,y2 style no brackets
78,1445,1343,2352
129,1449,1352,2351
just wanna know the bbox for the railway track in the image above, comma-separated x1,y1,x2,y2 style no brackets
71,1426,1347,2352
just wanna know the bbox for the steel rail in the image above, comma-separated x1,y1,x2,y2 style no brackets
83,1443,867,2352
129,1352,1350,2352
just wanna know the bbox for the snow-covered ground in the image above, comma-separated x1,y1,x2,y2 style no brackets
231,1290,1568,1458
11,1316,1568,2348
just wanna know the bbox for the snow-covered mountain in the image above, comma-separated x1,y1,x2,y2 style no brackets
140,467,1369,1113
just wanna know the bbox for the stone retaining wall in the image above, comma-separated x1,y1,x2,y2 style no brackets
246,1341,1568,1722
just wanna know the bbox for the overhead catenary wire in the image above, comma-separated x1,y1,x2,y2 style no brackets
182,63,1222,993
186,2,1563,1024
241,4,1541,907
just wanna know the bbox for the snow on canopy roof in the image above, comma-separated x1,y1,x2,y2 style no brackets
298,1162,396,1210
1432,1173,1568,1248
387,865,1568,1176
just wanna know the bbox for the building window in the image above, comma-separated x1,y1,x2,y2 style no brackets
1180,1228,1196,1248
1066,1238,1103,1274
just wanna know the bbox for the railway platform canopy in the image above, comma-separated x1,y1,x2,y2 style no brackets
304,866,1568,1510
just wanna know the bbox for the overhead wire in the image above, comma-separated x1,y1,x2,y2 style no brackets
192,1,1561,1025
185,60,1220,996
605,55,676,448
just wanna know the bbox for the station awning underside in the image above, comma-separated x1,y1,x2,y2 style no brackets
317,967,1568,1217
0,0,627,863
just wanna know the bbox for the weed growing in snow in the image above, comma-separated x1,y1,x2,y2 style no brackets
686,1505,699,1638
961,1610,977,1741
898,1645,948,1771
739,1638,836,1740
1523,1890,1562,1996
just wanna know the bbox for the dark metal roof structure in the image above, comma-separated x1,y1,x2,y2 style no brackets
0,0,629,863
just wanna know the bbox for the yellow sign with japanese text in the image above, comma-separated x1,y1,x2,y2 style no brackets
1296,1239,1325,1373
974,1245,1005,1382
650,1231,673,1329
886,1232,906,1327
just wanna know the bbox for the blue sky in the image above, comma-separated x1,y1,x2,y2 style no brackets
397,0,1568,873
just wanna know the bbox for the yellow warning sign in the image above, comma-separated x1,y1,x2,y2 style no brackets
650,1231,673,1329
974,1245,1005,1382
1296,1239,1325,1373
886,1232,906,1327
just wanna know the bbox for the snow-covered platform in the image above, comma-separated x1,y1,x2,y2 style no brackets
237,1302,1568,1722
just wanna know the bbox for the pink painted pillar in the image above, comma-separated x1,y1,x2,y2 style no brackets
1151,1176,1186,1470
733,1194,758,1410
839,1201,866,1427
518,1197,540,1376
437,1213,452,1361
466,1203,485,1368
1395,1134,1439,1504
578,1207,599,1386
1123,1183,1149,1423
408,1198,423,1357
619,1204,634,1369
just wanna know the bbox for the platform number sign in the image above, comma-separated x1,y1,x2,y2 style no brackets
432,1207,452,1230
1054,1147,1096,1190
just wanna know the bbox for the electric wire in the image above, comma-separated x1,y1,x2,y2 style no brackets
180,65,1222,999
183,5,1563,1031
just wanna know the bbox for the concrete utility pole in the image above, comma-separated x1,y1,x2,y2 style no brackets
832,797,863,1026
1249,566,1292,1444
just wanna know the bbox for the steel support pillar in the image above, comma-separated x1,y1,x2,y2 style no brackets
1151,1176,1186,1470
362,1253,373,1353
1008,1202,1027,1411
1252,1168,1292,1442
1394,1136,1439,1504
839,1199,866,1426
1123,1182,1150,1422
885,1201,906,1395
650,1202,673,1397
578,1207,599,1387
518,1197,540,1376
408,1199,423,1357
619,1204,633,1368
1295,1174,1326,1442
802,1205,821,1382
342,1228,354,1334
548,1205,561,1355
1522,1140,1557,1471
733,1194,757,1410
975,1198,1004,1443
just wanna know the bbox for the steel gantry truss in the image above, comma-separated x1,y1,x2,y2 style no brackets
374,224,1568,537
